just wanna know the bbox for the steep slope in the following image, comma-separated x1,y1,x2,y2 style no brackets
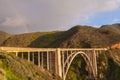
0,30,10,45
100,23,120,45
60,26,109,48
2,24,120,48
29,31,64,48
51,25,120,48
0,51,61,80
105,49,120,80
1,31,63,47
101,23,120,32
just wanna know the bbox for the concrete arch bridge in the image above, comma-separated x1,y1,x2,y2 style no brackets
0,47,107,80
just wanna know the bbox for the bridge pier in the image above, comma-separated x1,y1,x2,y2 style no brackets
32,52,34,64
93,49,97,79
15,52,18,57
28,52,30,61
21,52,24,59
56,48,62,78
62,51,65,78
47,51,49,70
41,52,43,69
38,52,40,67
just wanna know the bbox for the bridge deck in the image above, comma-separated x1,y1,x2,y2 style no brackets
0,47,108,52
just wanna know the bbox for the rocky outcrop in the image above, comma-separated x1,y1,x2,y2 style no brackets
111,43,120,49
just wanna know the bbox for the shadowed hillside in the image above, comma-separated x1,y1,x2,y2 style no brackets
105,49,120,80
50,25,120,48
101,23,120,33
2,24,120,48
52,26,108,48
1,31,64,47
0,31,10,45
29,31,64,48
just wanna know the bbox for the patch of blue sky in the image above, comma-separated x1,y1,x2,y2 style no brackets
85,8,120,27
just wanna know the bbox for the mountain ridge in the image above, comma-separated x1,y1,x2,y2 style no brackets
1,24,120,48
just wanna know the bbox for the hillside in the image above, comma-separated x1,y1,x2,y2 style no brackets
0,31,10,45
0,51,61,80
1,24,120,48
1,31,64,47
105,49,120,80
1,23,120,80
101,23,120,33
51,24,120,48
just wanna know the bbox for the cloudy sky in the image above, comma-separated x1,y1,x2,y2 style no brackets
0,0,120,34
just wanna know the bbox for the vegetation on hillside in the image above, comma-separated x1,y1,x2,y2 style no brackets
29,31,64,48
0,31,10,45
0,23,120,80
1,24,120,48
0,51,61,80
52,25,120,48
66,56,88,80
100,49,120,80
1,31,64,47
66,49,120,80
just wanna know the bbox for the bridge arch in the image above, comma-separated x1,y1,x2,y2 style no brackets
63,51,95,80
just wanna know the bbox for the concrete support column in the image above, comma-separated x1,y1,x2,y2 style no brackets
38,52,40,67
55,51,58,74
28,52,30,61
47,51,49,70
56,48,62,78
15,52,18,57
62,51,64,78
41,52,43,69
93,49,97,79
32,52,34,64
49,52,51,71
21,52,24,59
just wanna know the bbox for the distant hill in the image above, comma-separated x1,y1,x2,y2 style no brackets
1,24,120,48
0,31,10,45
100,23,120,35
51,24,120,48
52,25,106,48
1,31,64,47
101,23,120,30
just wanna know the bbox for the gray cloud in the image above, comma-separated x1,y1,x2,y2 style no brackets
0,0,120,34
1,15,27,27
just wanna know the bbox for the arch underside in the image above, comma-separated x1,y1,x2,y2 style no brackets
63,51,95,80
